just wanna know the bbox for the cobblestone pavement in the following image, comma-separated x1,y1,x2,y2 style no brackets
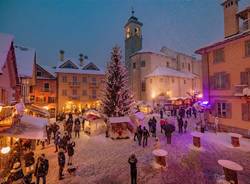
42,116,250,184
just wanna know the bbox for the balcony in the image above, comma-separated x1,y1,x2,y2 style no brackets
68,95,80,100
68,82,80,87
240,19,250,33
234,84,250,96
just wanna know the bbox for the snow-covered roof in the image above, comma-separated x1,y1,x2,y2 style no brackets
14,45,35,78
109,116,131,124
0,33,14,73
55,58,105,75
145,67,197,79
131,48,166,57
40,65,56,78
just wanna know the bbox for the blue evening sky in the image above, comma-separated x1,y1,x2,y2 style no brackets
0,0,249,69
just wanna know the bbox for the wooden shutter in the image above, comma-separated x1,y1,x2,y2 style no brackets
242,103,249,121
226,103,232,119
240,72,248,85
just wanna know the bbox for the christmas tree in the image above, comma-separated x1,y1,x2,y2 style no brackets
102,46,134,117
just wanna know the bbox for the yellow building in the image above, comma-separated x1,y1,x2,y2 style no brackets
124,11,202,104
195,0,250,136
56,52,105,113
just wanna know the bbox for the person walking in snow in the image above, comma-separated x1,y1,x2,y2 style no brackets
142,127,150,147
137,126,143,146
58,148,66,180
67,140,75,165
74,118,81,138
160,109,163,119
34,154,49,184
128,154,137,184
184,120,188,133
177,116,183,133
54,131,61,152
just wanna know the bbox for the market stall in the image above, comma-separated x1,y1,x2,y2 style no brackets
83,110,106,135
108,116,133,139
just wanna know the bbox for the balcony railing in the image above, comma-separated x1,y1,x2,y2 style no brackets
68,82,80,86
240,19,250,33
234,84,249,96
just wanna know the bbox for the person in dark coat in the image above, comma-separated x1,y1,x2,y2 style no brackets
7,162,24,183
35,154,49,184
81,117,86,131
58,148,66,180
24,150,35,174
46,125,52,144
74,118,81,138
160,109,163,119
52,123,59,139
136,126,143,146
54,132,61,152
142,127,150,147
177,117,184,133
67,140,75,165
62,132,70,151
184,120,188,133
128,154,137,184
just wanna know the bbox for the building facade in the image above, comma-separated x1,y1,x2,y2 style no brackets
0,33,19,105
29,64,57,117
15,45,36,104
195,0,250,135
56,52,105,113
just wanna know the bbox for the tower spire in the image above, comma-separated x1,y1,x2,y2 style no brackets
131,6,135,16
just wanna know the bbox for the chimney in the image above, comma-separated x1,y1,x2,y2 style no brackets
79,53,84,66
221,0,240,38
59,50,64,61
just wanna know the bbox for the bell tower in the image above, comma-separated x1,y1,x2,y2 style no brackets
124,9,143,69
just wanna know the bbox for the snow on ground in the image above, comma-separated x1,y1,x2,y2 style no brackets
35,115,250,184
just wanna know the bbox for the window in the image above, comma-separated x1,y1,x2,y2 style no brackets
213,48,224,63
133,63,136,69
44,83,50,92
82,90,87,96
82,77,87,83
72,75,77,82
172,78,175,83
140,60,145,67
141,81,146,91
240,70,250,86
210,72,230,89
188,63,191,71
62,75,67,83
242,103,250,121
72,89,77,95
92,78,97,85
92,89,97,99
29,86,33,93
62,89,67,96
48,97,56,103
245,40,250,57
166,62,169,67
37,71,42,77
215,102,231,118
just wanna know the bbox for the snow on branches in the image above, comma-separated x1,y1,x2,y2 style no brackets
101,46,134,117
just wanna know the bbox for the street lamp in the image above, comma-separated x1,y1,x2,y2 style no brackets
1,146,11,154
0,146,11,170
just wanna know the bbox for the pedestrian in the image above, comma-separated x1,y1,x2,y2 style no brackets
74,118,81,138
184,120,188,133
128,154,137,184
160,119,165,133
192,107,197,119
34,154,49,184
137,125,143,146
81,117,86,131
148,118,152,133
46,125,52,145
142,127,150,147
7,162,24,183
67,140,75,165
177,117,183,133
54,131,61,152
62,132,70,151
58,148,66,180
24,150,35,174
160,109,163,119
52,122,59,139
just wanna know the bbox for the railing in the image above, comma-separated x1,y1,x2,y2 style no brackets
234,84,248,96
240,19,250,33
68,82,80,86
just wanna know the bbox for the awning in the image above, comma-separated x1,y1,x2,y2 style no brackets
0,115,48,140
26,104,50,117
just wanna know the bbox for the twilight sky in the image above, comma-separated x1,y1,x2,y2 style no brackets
0,0,249,69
